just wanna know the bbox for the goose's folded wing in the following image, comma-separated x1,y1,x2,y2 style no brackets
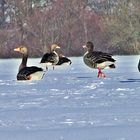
87,52,114,62
40,53,57,63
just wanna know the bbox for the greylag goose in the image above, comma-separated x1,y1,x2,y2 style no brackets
56,54,72,65
40,44,60,69
138,59,140,72
83,41,116,78
14,46,45,80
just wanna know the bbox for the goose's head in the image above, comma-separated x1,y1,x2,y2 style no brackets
14,45,28,54
83,41,94,52
51,44,60,51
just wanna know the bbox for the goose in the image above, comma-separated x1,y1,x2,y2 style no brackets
14,45,45,80
138,59,140,72
40,44,60,69
56,54,72,65
83,41,116,78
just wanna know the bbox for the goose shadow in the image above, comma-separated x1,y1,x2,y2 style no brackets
77,76,93,79
120,78,140,83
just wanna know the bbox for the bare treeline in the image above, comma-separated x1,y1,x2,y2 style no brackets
0,0,140,58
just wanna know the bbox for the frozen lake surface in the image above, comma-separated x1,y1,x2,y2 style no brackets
0,56,140,140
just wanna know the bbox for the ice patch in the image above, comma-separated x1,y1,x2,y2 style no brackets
64,96,69,99
86,84,97,89
116,88,127,91
51,89,59,92
86,81,104,89
60,121,74,125
116,88,134,91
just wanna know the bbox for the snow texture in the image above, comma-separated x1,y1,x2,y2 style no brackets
0,56,140,140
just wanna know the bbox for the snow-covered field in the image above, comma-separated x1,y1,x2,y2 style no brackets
0,56,140,140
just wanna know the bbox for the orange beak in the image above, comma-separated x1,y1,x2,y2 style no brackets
14,47,20,52
56,46,60,49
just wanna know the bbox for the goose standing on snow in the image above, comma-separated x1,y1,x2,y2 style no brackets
14,45,45,80
83,41,116,78
40,44,60,69
56,54,72,65
138,59,140,72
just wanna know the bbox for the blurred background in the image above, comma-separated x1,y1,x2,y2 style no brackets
0,0,140,58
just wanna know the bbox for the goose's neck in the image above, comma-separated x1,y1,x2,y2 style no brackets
52,50,57,55
88,48,93,52
19,53,28,72
51,48,55,52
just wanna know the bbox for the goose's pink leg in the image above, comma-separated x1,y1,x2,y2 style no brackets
97,67,106,78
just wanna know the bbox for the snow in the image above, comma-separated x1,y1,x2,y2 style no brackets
0,55,140,140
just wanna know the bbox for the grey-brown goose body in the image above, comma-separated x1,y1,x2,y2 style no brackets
83,41,116,78
83,51,116,69
17,66,44,80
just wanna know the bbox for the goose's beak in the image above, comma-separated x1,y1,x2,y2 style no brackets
14,47,20,52
56,46,60,49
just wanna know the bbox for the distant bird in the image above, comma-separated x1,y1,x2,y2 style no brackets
56,54,72,65
138,59,140,72
40,44,60,69
83,41,116,78
14,45,45,80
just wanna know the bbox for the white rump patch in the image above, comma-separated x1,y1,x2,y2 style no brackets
30,71,45,80
97,61,114,69
44,62,53,66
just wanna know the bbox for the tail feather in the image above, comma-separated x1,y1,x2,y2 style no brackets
109,64,116,68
